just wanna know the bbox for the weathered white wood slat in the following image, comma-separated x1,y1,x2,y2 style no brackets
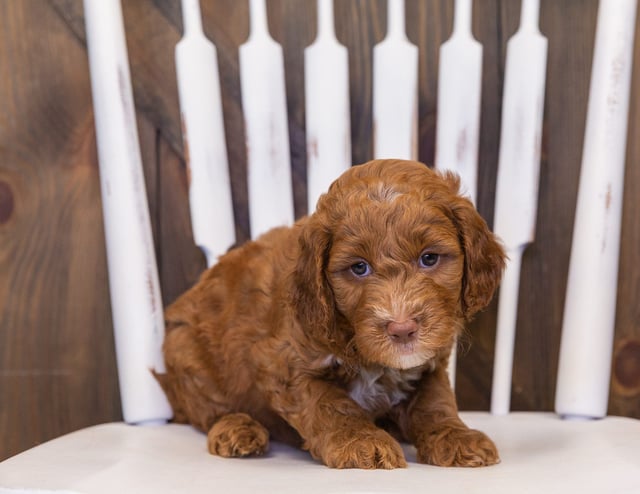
435,0,482,205
240,0,294,239
373,0,418,160
305,0,351,213
83,0,172,424
176,0,235,267
491,0,548,415
435,0,483,387
555,0,638,420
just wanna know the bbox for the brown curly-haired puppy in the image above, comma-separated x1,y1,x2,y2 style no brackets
158,159,506,469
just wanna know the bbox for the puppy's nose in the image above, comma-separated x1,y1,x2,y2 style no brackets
386,320,418,344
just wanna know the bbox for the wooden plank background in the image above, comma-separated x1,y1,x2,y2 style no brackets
0,0,638,461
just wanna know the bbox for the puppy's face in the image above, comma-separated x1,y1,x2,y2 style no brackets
325,195,465,369
295,160,505,371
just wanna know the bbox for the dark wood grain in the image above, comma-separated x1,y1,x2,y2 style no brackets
0,0,121,459
611,6,640,416
1,0,639,462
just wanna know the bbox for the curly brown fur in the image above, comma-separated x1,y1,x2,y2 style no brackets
157,159,506,469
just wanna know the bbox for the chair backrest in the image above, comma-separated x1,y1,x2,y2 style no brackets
82,0,638,425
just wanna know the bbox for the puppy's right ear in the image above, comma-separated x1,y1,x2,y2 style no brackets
292,216,336,341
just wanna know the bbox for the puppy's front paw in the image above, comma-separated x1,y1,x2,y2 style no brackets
322,428,407,469
207,413,269,457
416,426,499,467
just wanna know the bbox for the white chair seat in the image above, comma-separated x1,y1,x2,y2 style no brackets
1,412,638,494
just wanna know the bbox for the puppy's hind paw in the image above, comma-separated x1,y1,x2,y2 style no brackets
207,413,270,458
322,429,407,469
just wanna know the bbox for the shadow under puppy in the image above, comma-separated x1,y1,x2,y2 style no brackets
157,159,506,469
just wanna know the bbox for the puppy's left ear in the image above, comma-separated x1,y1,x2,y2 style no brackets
449,194,506,320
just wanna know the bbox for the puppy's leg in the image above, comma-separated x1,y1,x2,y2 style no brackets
403,365,499,467
273,380,406,469
208,413,269,457
160,325,231,432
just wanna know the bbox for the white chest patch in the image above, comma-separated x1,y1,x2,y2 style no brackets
348,366,424,415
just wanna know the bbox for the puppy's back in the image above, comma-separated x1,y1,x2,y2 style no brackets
165,225,299,333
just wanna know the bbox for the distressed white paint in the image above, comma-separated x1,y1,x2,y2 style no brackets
491,0,547,415
555,0,637,420
435,0,482,205
491,244,525,415
305,0,351,213
373,0,418,160
84,0,172,424
176,0,235,266
240,0,294,239
435,0,483,388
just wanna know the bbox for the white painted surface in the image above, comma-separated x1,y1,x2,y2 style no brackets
373,0,418,160
176,0,235,266
491,0,547,415
83,0,172,424
491,246,525,415
555,0,637,419
240,0,294,239
2,413,639,493
435,0,482,206
305,0,351,213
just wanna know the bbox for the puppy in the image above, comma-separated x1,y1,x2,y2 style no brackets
157,159,506,469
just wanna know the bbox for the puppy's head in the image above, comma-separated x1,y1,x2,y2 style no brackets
294,159,505,370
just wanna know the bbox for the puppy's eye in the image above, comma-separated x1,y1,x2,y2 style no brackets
350,261,371,277
419,252,439,268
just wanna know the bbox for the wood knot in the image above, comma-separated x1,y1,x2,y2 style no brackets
613,339,640,397
0,180,14,224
